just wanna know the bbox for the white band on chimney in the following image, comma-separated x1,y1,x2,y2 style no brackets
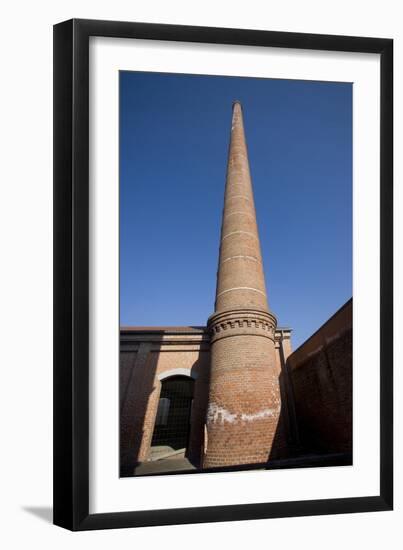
221,230,257,241
216,287,267,298
224,211,254,219
221,255,259,264
226,194,251,202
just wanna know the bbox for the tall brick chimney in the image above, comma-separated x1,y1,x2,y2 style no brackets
203,101,285,468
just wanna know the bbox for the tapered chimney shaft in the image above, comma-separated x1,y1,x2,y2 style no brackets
203,102,286,468
215,101,269,313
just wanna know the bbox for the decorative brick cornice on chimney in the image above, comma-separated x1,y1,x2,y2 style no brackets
208,308,277,343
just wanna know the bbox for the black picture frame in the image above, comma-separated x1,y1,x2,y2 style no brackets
53,18,393,531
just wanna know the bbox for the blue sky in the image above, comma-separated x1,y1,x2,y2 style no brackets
120,71,352,350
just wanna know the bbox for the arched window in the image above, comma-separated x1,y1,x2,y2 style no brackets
151,376,194,452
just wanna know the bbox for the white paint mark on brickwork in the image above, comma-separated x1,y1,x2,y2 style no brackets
207,403,279,425
325,332,342,345
305,332,344,358
207,403,237,424
307,346,324,357
240,408,279,422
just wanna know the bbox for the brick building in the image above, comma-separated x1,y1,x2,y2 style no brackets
120,102,352,476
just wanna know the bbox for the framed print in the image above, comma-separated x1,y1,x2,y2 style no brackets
53,19,393,530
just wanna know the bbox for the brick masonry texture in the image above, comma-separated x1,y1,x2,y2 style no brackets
119,304,351,474
119,329,211,475
204,335,284,466
119,326,294,475
203,102,287,467
119,102,352,475
287,299,352,454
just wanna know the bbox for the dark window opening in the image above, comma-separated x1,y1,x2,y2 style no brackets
151,376,194,451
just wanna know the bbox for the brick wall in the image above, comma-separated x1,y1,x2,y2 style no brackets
120,326,295,475
119,304,352,477
287,299,352,455
119,327,210,476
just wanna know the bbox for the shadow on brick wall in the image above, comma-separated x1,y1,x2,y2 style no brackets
120,339,159,477
119,330,210,477
268,299,353,466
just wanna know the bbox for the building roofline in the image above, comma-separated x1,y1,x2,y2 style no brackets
120,325,291,335
120,326,207,335
290,297,352,356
